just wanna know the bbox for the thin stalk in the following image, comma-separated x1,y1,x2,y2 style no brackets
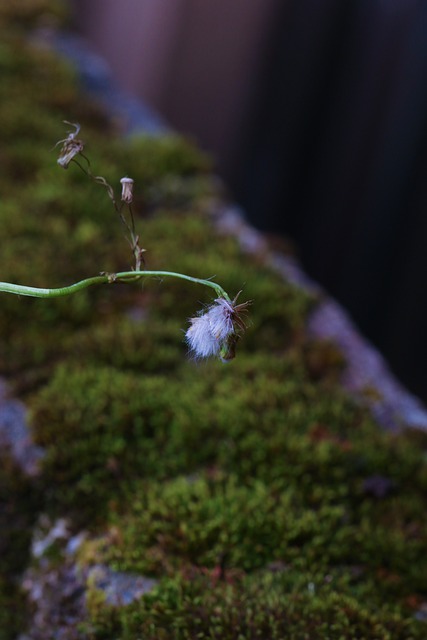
0,271,231,301
71,158,144,271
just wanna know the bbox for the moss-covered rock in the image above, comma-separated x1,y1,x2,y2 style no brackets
85,571,425,640
2,1,427,638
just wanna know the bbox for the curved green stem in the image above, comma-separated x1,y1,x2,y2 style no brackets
0,270,231,301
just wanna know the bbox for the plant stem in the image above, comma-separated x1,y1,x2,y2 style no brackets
0,271,231,301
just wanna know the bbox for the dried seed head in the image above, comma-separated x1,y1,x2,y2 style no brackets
185,295,250,361
206,298,235,341
120,177,134,204
56,122,84,169
57,139,84,169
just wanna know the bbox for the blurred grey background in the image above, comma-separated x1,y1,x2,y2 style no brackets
71,0,427,401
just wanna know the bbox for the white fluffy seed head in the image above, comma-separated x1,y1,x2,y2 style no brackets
185,297,245,360
185,314,220,358
207,298,234,341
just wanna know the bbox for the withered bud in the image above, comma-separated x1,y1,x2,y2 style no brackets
120,177,134,204
57,139,84,169
56,123,84,169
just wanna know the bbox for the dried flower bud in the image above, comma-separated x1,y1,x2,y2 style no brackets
120,177,134,204
57,139,84,169
219,333,240,363
56,122,84,169
185,295,250,361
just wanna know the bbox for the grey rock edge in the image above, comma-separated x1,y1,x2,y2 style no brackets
32,28,168,136
19,516,158,640
211,203,427,433
1,27,426,639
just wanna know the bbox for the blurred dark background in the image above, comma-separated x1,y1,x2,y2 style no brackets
71,0,427,402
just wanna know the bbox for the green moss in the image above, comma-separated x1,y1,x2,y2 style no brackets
28,353,427,620
86,572,425,640
97,432,427,593
0,453,40,639
0,454,40,575
28,351,362,516
0,576,28,640
0,0,69,30
101,474,348,575
124,135,212,187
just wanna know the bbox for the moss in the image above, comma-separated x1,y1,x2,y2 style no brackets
0,576,28,640
86,571,425,640
124,135,212,188
97,433,427,594
28,351,362,516
0,0,69,30
67,318,185,374
29,353,427,620
101,474,347,575
0,453,40,575
0,453,40,639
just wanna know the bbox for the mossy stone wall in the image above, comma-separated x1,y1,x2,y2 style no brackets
1,3,427,639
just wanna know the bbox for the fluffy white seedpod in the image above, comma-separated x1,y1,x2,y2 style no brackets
185,313,221,358
207,298,235,341
185,295,250,360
